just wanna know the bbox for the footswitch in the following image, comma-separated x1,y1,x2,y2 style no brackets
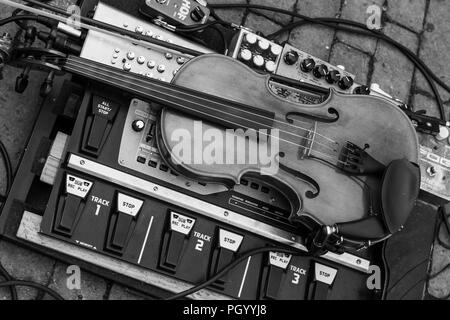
308,263,338,300
259,252,292,300
209,229,244,288
159,212,196,272
53,174,93,236
106,193,144,253
81,95,119,156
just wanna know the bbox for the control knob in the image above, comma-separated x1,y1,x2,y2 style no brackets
353,85,371,95
132,119,145,132
283,50,299,65
300,58,316,73
326,70,340,84
338,76,354,90
313,64,328,78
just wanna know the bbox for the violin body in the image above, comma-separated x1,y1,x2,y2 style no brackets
155,54,419,227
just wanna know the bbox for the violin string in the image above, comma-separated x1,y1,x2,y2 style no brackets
44,54,341,148
62,57,345,153
33,55,353,164
63,59,349,165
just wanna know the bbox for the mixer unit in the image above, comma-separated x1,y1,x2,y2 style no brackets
80,2,212,82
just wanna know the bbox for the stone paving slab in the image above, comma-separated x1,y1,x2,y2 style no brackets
372,23,419,102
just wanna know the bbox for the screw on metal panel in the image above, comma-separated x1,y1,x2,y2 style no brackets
224,211,229,217
80,160,85,165
153,186,158,192
356,259,361,265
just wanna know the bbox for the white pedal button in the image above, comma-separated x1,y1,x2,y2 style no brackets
66,175,93,199
244,32,257,45
239,49,252,62
157,65,166,73
145,30,153,37
270,45,282,57
165,52,173,60
269,252,292,270
314,263,338,285
126,51,135,60
436,126,449,141
176,57,186,65
137,56,146,64
170,212,196,235
253,55,264,68
258,39,270,51
117,193,144,217
265,61,276,73
218,229,243,252
147,60,156,69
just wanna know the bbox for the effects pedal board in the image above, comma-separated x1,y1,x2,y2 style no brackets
418,133,450,202
228,28,364,95
31,81,376,300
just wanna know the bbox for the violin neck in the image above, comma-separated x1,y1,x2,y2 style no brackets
64,55,274,131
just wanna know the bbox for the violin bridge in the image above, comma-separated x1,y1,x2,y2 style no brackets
299,122,318,159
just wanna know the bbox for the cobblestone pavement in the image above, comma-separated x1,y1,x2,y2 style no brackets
0,0,449,300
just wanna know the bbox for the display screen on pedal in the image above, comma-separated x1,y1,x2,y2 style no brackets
140,0,210,26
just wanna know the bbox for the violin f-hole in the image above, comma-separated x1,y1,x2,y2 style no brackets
286,108,339,124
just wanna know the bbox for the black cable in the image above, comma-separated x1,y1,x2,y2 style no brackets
0,280,64,300
165,247,301,300
19,0,203,57
176,20,231,32
267,18,446,120
209,3,450,121
0,264,18,300
209,25,228,54
0,140,12,204
0,15,40,28
212,3,450,93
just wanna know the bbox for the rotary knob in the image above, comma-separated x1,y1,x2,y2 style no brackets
353,85,371,95
338,76,354,90
326,70,340,84
284,50,299,65
313,64,328,78
300,58,316,72
132,119,145,132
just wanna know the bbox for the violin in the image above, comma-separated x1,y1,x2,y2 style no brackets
61,54,420,250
